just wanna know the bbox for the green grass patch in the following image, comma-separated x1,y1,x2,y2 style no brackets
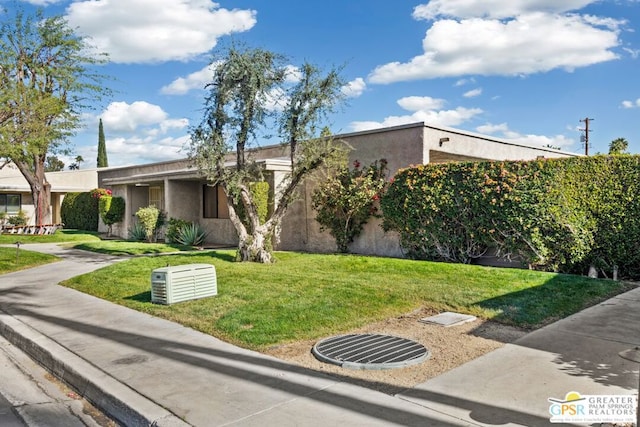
0,229,101,244
60,251,633,350
71,240,195,256
0,247,59,273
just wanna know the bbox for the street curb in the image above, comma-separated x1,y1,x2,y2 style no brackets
0,311,190,427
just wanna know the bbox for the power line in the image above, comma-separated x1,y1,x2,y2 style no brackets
579,117,594,156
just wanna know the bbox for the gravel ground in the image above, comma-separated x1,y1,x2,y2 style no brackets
265,308,528,395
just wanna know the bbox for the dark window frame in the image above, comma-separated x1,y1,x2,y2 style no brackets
0,193,21,215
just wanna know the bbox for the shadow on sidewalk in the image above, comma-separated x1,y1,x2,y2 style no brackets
0,284,563,427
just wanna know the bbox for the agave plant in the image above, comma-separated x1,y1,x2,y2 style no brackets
127,222,147,242
175,222,209,247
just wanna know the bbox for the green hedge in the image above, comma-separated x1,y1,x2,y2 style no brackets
381,155,640,279
61,192,99,231
99,196,125,227
236,181,270,228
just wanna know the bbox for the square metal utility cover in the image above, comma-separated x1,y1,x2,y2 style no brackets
419,312,477,327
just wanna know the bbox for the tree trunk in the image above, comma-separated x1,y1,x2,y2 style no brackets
14,157,52,226
35,182,52,226
237,229,273,263
223,183,277,264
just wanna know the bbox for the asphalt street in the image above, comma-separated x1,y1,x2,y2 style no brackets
0,333,117,427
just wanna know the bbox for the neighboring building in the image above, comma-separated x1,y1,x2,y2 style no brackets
98,122,580,257
0,164,98,225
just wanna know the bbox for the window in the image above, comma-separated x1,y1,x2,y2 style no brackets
149,186,164,211
203,184,229,219
0,194,21,214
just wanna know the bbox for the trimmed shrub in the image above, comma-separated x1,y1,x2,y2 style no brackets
99,196,125,236
135,205,159,243
235,181,270,228
381,155,640,279
8,210,27,226
312,159,388,253
165,218,191,244
61,192,99,231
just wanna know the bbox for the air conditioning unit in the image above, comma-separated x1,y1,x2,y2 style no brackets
151,264,217,305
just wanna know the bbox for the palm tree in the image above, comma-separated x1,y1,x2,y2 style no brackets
69,155,84,170
608,138,629,155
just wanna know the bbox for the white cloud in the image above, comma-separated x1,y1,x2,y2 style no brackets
79,104,190,166
161,64,216,95
65,0,256,63
454,78,475,86
101,101,169,132
160,118,190,133
623,47,640,59
161,62,302,96
20,0,62,5
397,96,445,111
341,77,367,98
97,135,189,166
476,122,509,134
463,88,482,98
476,122,575,149
369,13,620,83
621,99,640,108
412,0,595,20
284,65,302,83
263,87,287,112
350,103,482,132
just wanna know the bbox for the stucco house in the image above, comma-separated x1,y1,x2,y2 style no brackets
98,122,579,257
0,164,98,226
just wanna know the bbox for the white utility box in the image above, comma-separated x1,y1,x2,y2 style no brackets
151,264,217,305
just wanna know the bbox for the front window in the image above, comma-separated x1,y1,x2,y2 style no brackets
0,194,21,214
149,186,164,211
203,184,229,219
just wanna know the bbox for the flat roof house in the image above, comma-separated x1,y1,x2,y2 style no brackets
0,164,98,226
98,122,579,257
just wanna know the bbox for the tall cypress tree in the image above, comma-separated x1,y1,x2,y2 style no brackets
97,118,108,167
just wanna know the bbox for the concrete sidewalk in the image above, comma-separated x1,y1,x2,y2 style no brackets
0,243,638,426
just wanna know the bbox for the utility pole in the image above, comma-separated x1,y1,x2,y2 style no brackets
579,117,594,156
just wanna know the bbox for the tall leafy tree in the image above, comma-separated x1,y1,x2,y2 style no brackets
608,137,629,155
189,46,345,263
97,118,108,167
44,156,65,172
0,8,108,225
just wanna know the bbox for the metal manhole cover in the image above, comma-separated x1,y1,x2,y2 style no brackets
312,334,429,370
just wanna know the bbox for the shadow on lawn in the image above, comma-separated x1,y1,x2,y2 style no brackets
0,282,557,427
470,275,638,390
124,291,151,303
474,274,632,328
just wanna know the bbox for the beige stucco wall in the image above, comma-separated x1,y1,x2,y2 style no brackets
422,124,571,163
97,122,579,256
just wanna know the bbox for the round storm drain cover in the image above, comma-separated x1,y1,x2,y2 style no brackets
312,334,429,370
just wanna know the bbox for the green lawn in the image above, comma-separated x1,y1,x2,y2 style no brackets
0,229,101,245
72,241,196,256
60,249,634,350
0,229,99,273
0,247,59,273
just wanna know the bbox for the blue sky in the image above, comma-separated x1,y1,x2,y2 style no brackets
6,0,640,167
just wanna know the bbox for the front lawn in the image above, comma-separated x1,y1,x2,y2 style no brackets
60,250,634,350
72,241,196,256
0,229,101,245
0,247,59,273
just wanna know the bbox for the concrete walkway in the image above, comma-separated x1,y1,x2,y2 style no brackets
0,243,638,426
